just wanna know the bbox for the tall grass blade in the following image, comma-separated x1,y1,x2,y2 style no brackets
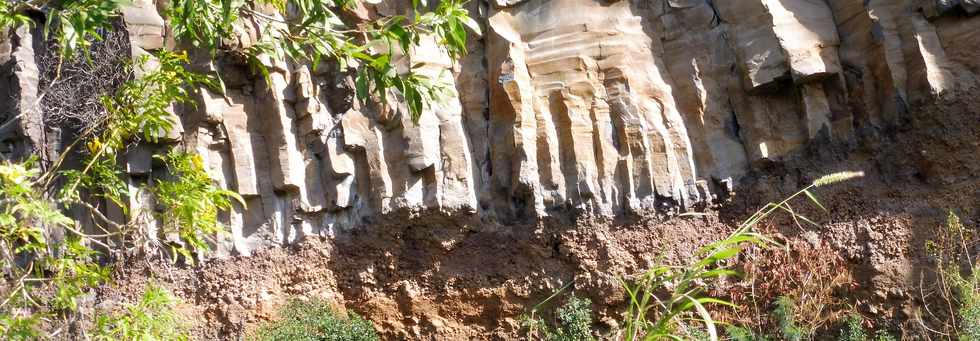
682,294,719,341
802,189,826,211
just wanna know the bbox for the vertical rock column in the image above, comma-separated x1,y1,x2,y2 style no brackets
0,24,43,161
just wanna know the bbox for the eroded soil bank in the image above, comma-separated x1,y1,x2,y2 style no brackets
91,93,979,340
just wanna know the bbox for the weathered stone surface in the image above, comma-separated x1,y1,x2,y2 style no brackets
125,144,154,175
0,25,43,161
715,0,789,92
120,0,165,51
222,91,261,196
2,0,980,256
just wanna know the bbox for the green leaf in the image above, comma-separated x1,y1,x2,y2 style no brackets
355,69,369,100
682,294,719,341
696,246,740,268
462,16,482,36
697,268,739,279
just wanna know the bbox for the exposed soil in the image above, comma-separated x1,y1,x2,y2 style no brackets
90,91,980,340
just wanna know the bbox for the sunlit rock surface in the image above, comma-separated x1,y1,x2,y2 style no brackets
1,0,978,255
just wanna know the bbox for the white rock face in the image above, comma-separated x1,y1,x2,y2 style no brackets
2,0,979,255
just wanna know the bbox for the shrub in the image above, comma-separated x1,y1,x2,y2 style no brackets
838,313,867,341
551,296,596,341
522,293,596,341
153,150,244,262
90,283,189,340
838,313,897,341
254,298,379,341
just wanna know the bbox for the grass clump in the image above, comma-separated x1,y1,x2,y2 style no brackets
90,283,189,340
254,298,378,341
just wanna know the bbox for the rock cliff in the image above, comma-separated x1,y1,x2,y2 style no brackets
1,0,978,257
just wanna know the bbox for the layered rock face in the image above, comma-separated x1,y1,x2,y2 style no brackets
1,0,978,256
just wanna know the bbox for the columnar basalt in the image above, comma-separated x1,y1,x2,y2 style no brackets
1,0,978,256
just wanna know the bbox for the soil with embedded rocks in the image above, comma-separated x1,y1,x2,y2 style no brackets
92,92,979,340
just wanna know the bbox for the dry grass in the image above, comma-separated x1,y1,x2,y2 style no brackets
719,238,856,336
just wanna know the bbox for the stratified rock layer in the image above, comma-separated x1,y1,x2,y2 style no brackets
1,0,978,255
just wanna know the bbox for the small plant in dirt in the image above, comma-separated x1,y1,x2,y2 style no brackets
619,225,768,340
522,293,596,341
839,313,868,341
90,283,189,340
838,313,896,341
725,325,771,341
722,305,900,341
925,211,980,340
773,296,809,341
254,298,378,341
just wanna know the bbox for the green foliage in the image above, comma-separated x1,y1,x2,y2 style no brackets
153,150,245,262
90,283,189,340
0,313,43,341
4,0,478,122
838,313,896,341
60,51,212,207
46,238,111,311
944,212,980,341
46,0,122,59
254,298,379,341
552,296,596,341
838,313,867,341
523,295,596,341
1,0,119,60
165,0,478,121
166,0,241,50
100,52,212,144
352,0,476,121
0,160,64,253
773,296,808,341
0,160,109,339
619,227,753,340
0,1,31,30
875,330,898,341
962,302,980,341
725,326,771,341
927,211,980,340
